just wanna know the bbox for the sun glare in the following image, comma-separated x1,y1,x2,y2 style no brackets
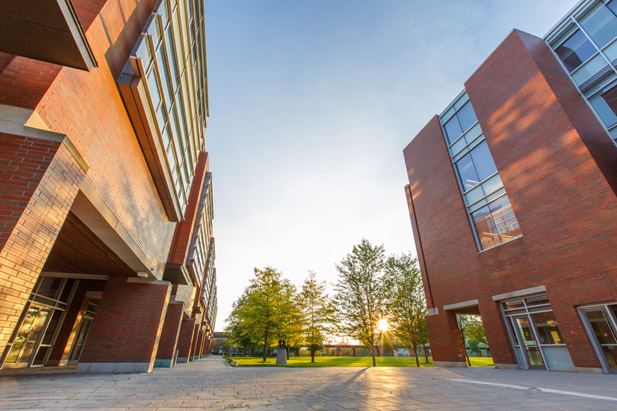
377,318,389,333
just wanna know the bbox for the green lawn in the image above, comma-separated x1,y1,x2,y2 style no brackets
228,356,494,368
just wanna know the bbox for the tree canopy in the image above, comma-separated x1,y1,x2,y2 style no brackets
384,252,428,367
298,271,337,362
334,239,388,367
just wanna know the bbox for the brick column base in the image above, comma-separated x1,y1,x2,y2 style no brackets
426,310,468,367
154,302,184,368
76,277,171,373
176,318,196,363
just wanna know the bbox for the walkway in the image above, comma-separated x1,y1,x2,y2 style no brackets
0,357,616,410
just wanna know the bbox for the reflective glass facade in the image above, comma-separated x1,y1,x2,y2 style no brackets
439,92,522,250
120,0,208,220
188,172,213,286
547,0,617,144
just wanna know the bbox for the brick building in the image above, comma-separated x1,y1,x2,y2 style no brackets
0,0,217,373
404,0,617,374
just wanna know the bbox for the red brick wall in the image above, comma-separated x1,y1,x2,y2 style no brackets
80,276,170,364
0,134,61,249
0,142,86,349
404,30,617,369
177,318,196,361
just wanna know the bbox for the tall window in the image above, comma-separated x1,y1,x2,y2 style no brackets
440,92,522,251
547,0,617,145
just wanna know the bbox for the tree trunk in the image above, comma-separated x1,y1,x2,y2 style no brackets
370,336,376,367
263,326,269,362
412,341,419,367
423,343,429,363
311,344,315,363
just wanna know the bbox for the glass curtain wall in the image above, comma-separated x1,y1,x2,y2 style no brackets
130,0,208,216
501,294,575,371
547,0,617,145
439,92,522,250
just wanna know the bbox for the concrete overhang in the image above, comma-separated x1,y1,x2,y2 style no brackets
0,0,97,71
163,263,191,285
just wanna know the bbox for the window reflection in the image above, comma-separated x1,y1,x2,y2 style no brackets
555,30,596,72
579,2,617,48
472,195,521,249
532,312,565,345
455,141,497,192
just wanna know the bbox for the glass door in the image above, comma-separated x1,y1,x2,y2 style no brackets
582,307,617,373
511,315,545,369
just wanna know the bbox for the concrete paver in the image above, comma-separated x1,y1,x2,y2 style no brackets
0,357,616,410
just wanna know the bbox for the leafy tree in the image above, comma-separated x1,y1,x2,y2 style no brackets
334,239,387,367
226,267,293,361
271,279,304,357
457,314,488,362
384,253,428,367
298,272,337,362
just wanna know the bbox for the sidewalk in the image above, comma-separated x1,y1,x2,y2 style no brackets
0,357,615,410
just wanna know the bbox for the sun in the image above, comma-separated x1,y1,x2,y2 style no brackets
377,318,389,333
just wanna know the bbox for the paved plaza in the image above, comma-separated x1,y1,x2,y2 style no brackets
0,357,616,410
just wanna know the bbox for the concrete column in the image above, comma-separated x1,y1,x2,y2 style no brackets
154,302,184,367
426,310,467,367
176,318,196,363
76,277,171,373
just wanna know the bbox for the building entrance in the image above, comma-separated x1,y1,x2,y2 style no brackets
579,304,617,374
502,294,575,371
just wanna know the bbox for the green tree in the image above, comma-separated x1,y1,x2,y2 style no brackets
384,253,428,367
334,239,387,367
271,279,304,357
226,267,294,361
298,271,337,363
457,314,488,362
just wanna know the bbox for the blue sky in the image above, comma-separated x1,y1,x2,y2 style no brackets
204,0,579,329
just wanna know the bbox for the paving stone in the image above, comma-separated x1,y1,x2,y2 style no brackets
1,357,616,410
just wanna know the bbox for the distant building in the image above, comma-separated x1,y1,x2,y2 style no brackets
403,0,617,374
0,0,216,373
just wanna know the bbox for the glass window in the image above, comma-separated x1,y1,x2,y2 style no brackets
472,195,521,250
470,141,498,182
455,141,497,192
147,69,161,112
472,205,500,249
532,312,564,345
457,101,477,133
555,30,596,72
443,116,462,144
488,195,521,240
579,2,617,49
456,154,480,191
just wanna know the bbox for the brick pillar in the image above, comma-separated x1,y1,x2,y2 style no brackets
154,302,184,367
0,136,86,354
76,277,171,373
176,318,196,363
191,326,203,361
202,334,210,357
478,299,518,369
426,310,467,367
